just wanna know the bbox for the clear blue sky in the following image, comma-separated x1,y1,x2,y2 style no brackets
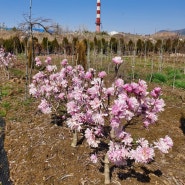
0,0,185,34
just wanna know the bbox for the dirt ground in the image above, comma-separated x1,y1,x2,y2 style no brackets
0,67,185,185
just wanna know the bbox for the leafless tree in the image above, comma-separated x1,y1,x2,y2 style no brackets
18,1,56,99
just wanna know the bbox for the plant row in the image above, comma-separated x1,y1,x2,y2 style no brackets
1,33,185,56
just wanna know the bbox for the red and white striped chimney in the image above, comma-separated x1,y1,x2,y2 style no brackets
96,0,101,32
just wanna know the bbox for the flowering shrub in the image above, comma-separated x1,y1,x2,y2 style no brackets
0,47,16,79
29,56,173,184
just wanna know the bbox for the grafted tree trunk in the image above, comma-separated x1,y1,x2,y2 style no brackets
71,130,78,147
104,153,110,184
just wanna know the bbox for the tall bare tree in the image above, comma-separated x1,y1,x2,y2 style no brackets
19,0,55,99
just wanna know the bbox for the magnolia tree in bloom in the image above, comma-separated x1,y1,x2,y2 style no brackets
29,56,173,184
0,47,16,79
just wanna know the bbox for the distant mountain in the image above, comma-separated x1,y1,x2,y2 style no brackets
158,28,185,35
173,28,185,35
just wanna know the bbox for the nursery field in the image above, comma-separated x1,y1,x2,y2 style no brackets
0,54,185,185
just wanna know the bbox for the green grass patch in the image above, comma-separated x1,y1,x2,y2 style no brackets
174,80,185,89
1,101,11,110
0,84,13,97
22,98,34,106
147,73,167,83
167,69,184,80
0,109,7,117
10,68,25,78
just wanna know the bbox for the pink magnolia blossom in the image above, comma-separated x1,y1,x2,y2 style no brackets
29,83,39,98
130,146,155,163
154,135,173,153
90,154,98,163
75,65,84,74
92,113,105,125
123,83,133,93
32,71,46,82
111,96,128,117
66,65,73,72
151,87,162,98
115,78,124,88
108,141,128,166
35,57,42,66
143,112,158,127
45,56,52,64
91,78,102,86
72,76,83,86
58,93,65,100
49,73,59,81
46,65,57,72
85,71,93,80
136,138,149,147
104,87,115,96
61,59,68,66
67,101,79,115
89,97,102,110
153,98,165,112
131,80,148,96
85,128,99,148
98,71,107,78
40,84,53,98
66,118,83,131
38,99,52,114
94,126,104,137
0,47,16,68
110,117,120,128
115,130,133,146
87,86,100,98
112,56,123,64
69,86,84,101
127,97,139,112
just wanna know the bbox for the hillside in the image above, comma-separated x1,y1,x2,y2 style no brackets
157,28,185,36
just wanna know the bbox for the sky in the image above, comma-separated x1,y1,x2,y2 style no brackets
0,0,185,35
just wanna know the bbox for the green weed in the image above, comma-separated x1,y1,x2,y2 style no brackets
147,73,167,83
0,84,12,97
174,80,185,89
10,68,24,78
1,101,11,110
0,109,6,117
167,69,184,80
22,98,33,106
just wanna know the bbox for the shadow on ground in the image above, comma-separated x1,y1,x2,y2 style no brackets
0,117,12,185
180,113,185,134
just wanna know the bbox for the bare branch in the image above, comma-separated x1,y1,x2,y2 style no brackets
18,13,55,35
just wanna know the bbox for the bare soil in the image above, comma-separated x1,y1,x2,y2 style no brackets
0,65,185,185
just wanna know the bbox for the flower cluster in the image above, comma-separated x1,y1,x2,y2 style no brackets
0,47,16,68
29,56,173,170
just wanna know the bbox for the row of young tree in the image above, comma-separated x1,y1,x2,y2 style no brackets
0,34,185,57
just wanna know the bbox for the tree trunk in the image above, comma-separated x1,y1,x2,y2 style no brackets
71,130,78,147
110,128,115,139
104,153,110,184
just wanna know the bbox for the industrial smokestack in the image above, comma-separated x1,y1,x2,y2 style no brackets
96,0,101,32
